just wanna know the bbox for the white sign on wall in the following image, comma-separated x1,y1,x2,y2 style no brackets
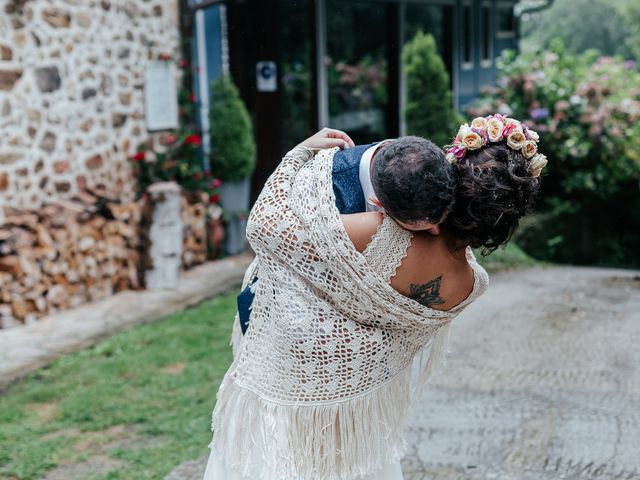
144,61,179,131
256,61,277,92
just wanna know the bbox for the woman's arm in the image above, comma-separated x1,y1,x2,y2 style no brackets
250,128,354,218
246,128,354,256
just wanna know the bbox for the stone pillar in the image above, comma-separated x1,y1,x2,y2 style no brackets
145,182,183,290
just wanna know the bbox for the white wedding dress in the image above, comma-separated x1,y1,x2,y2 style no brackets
202,405,404,479
203,445,404,480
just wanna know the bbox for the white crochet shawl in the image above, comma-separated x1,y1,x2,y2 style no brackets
210,146,488,480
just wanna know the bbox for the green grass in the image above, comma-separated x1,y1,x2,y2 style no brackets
474,242,541,272
0,294,237,480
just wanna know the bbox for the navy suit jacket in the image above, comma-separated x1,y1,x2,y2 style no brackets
237,143,378,334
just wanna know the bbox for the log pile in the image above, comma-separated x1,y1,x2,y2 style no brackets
0,188,216,329
0,190,144,328
181,192,208,270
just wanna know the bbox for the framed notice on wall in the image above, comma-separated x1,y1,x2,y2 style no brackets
144,61,179,131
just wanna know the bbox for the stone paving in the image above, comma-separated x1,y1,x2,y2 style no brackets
0,254,253,389
401,266,640,480
164,266,640,480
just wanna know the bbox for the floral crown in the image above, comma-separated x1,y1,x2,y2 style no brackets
445,114,548,178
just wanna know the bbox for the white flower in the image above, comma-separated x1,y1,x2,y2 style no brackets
527,129,540,141
522,140,538,159
529,154,548,177
463,132,483,150
456,123,471,141
507,130,526,150
471,117,488,130
504,118,522,129
486,117,505,142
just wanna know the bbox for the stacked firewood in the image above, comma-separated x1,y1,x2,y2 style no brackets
0,190,144,328
181,192,208,270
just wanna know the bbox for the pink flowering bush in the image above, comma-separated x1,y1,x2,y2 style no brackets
469,40,640,266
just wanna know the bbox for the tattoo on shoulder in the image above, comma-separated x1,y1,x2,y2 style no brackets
409,275,446,308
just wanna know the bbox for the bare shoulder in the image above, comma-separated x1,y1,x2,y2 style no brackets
392,233,475,311
340,212,384,253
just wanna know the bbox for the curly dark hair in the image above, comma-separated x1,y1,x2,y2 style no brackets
443,142,541,253
372,136,457,225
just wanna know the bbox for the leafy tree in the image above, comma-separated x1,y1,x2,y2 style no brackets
402,31,460,147
625,2,640,61
520,0,631,58
209,75,256,181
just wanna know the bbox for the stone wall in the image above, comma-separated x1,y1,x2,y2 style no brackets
0,0,181,219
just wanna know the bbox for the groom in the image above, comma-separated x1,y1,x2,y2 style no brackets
237,128,457,334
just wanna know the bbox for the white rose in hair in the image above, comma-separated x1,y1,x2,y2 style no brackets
522,140,538,159
486,117,505,142
456,123,471,141
529,153,548,177
527,129,540,141
507,130,526,150
504,118,522,129
463,132,483,150
471,117,488,130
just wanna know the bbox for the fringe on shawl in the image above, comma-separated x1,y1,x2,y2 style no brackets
209,369,413,480
230,313,243,359
415,322,451,393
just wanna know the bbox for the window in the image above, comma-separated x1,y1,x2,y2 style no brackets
497,3,516,38
481,2,493,67
325,0,389,143
280,0,314,150
461,3,473,70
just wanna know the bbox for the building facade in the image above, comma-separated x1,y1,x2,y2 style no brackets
187,0,519,196
0,0,181,217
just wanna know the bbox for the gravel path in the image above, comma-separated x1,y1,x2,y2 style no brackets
403,266,640,480
159,266,640,479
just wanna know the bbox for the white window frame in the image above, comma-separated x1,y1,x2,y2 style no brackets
496,1,516,39
461,1,474,71
480,1,494,68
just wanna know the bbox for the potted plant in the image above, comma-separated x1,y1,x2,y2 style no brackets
209,74,256,255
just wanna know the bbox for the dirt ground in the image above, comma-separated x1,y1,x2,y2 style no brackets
402,266,640,480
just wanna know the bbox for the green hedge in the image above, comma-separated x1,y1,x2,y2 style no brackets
209,75,256,182
402,31,461,147
469,41,640,267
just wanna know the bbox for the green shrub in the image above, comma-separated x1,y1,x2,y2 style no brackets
469,41,640,267
402,31,461,147
209,75,256,181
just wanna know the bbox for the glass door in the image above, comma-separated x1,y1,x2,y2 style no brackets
325,0,392,144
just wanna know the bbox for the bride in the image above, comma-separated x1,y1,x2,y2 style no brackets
203,114,546,480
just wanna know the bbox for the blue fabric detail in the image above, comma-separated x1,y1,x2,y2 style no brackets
238,144,376,335
331,143,377,215
237,276,257,335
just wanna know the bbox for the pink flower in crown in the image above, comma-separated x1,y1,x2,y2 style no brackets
492,113,506,123
503,123,518,138
453,145,467,159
